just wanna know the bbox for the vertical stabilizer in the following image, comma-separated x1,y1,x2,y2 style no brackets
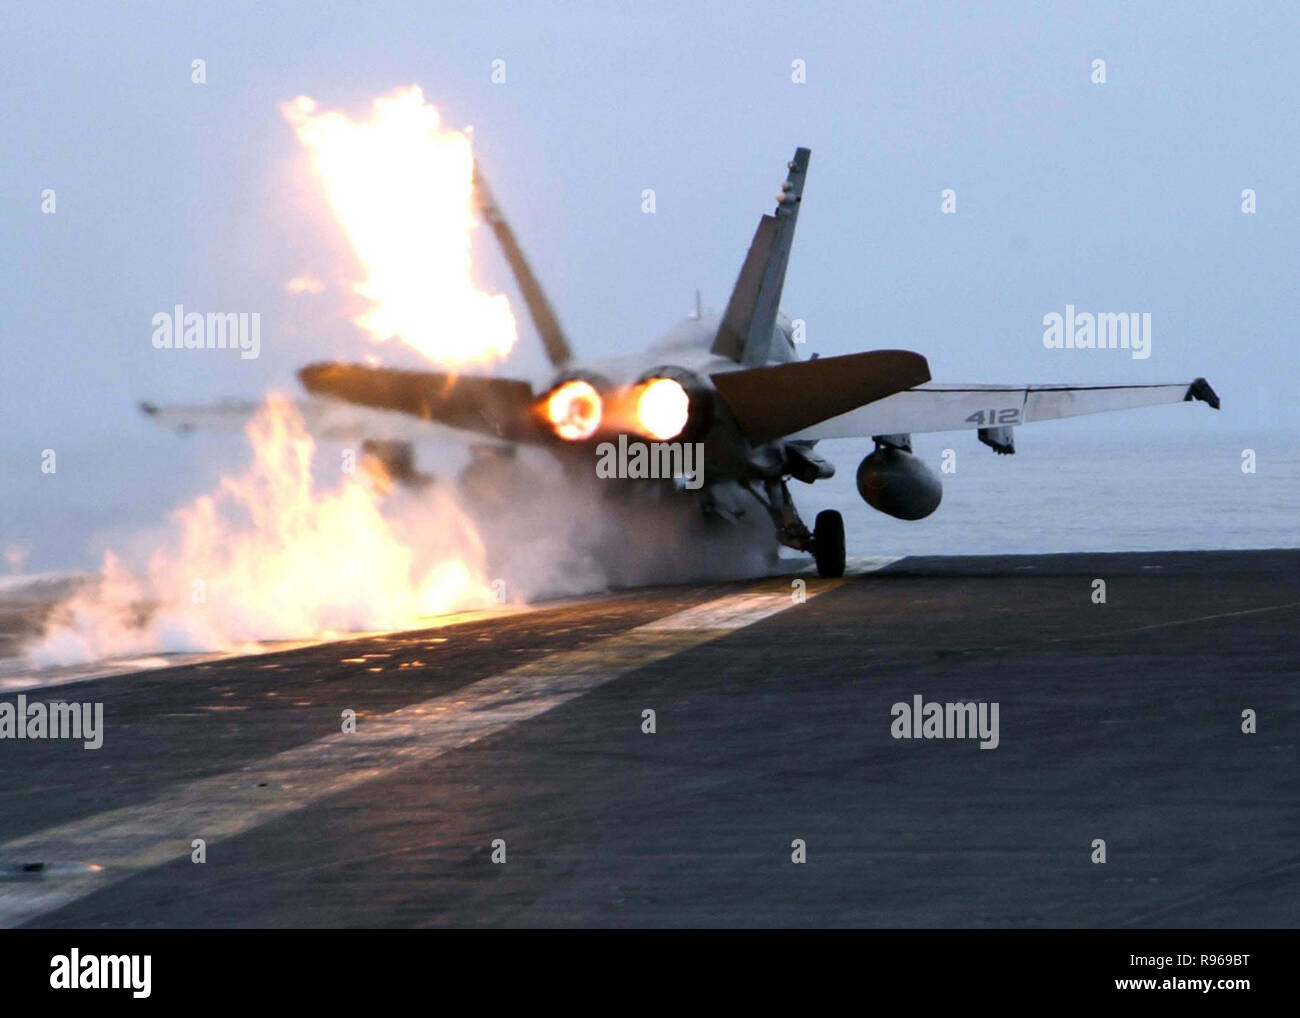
473,163,573,368
711,148,810,365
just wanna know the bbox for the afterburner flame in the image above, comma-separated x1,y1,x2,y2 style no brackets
282,87,517,366
635,378,690,441
545,380,603,441
31,398,492,665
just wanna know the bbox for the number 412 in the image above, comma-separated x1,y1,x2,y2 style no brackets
965,408,1020,425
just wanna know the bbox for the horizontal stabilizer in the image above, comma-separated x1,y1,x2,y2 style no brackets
298,363,538,441
710,349,931,445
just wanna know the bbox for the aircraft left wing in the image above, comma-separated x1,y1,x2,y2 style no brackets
786,378,1219,441
139,395,492,445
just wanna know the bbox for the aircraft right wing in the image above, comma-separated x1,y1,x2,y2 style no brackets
785,378,1220,441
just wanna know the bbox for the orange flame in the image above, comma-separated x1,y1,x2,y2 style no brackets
545,380,603,440
634,378,690,441
32,399,492,665
282,86,516,367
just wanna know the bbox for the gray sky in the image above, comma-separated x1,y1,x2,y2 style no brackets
3,0,1297,450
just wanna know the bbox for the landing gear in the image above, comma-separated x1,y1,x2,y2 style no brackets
745,480,846,578
812,509,846,578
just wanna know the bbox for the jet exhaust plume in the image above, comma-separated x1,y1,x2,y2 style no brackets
460,450,779,596
281,86,517,367
633,378,690,441
28,399,492,666
591,378,692,442
543,379,603,441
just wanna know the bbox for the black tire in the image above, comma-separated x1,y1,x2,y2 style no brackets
812,509,846,578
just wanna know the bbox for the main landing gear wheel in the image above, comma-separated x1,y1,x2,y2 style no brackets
812,509,845,578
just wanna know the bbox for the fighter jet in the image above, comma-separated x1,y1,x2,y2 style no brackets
149,147,1219,577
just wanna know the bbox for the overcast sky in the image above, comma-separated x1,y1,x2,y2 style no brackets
4,0,1297,450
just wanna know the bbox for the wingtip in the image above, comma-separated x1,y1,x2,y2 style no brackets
1186,377,1220,410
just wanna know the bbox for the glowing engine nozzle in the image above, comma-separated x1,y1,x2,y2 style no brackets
545,379,603,440
634,377,690,441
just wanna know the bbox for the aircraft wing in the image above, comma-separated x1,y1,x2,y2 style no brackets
139,394,507,446
786,378,1219,441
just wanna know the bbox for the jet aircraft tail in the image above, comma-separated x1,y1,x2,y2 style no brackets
711,148,810,366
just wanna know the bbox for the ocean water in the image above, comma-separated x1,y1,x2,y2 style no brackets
1,419,1296,581
812,424,1298,557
